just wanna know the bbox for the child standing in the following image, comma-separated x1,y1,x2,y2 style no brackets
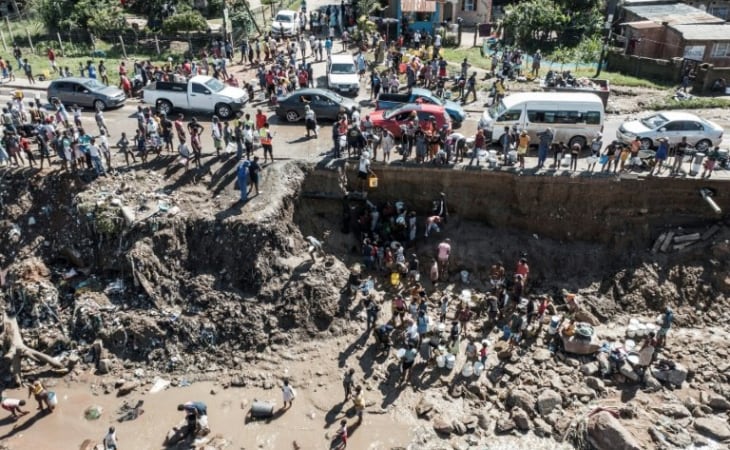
335,419,348,449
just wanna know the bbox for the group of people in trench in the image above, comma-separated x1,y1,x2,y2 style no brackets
325,190,679,442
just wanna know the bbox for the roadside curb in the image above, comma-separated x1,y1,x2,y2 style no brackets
0,82,48,93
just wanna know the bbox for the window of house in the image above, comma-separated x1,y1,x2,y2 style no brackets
711,42,730,58
462,0,476,12
709,6,730,19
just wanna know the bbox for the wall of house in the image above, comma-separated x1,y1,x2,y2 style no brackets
625,26,667,58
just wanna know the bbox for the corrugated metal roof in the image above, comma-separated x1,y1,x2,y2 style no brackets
671,23,730,40
622,20,663,29
624,3,724,25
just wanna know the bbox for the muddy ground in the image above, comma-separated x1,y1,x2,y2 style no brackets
0,160,729,449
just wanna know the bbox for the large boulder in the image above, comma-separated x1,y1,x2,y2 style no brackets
653,363,688,387
512,407,531,431
536,389,562,416
506,389,535,416
694,417,730,441
587,411,642,450
433,416,454,435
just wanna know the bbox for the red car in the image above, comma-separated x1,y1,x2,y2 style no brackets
370,104,451,138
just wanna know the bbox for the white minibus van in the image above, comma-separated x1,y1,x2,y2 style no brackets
478,92,604,149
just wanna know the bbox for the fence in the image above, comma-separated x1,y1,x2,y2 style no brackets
3,0,294,60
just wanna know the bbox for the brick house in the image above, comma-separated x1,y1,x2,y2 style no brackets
618,2,730,66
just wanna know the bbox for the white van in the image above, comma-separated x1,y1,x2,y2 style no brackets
327,54,360,96
478,92,604,148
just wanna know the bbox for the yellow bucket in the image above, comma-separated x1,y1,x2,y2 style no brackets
368,175,378,188
390,272,400,286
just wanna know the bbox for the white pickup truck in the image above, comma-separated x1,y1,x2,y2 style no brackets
142,75,248,120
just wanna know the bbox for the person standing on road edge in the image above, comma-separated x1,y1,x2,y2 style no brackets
248,156,261,196
536,128,553,169
22,58,34,84
237,159,250,203
260,122,273,164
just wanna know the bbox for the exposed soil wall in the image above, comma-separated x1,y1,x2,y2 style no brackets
339,164,730,250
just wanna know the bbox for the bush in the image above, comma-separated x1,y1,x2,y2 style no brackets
162,11,209,36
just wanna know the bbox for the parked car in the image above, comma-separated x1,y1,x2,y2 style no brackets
616,111,723,151
369,104,451,138
275,88,357,122
47,77,126,111
327,54,360,96
271,10,301,37
142,75,248,120
376,88,467,125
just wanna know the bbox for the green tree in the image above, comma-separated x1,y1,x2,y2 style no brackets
162,10,209,35
502,0,601,49
31,0,126,35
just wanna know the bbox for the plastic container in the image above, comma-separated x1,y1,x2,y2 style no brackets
636,324,647,337
437,323,446,333
445,354,456,369
461,362,474,377
251,401,274,418
548,315,561,334
626,324,638,338
460,289,471,301
473,362,484,377
460,271,469,283
626,352,640,365
645,323,656,335
436,355,446,368
396,348,406,359
47,391,58,407
624,339,636,351
629,318,639,327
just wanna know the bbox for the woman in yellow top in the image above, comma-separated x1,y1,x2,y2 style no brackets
517,130,530,169
27,379,50,411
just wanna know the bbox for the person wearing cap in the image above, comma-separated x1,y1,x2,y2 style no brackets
650,137,669,176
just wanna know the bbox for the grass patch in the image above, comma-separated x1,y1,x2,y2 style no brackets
440,46,671,89
646,95,730,110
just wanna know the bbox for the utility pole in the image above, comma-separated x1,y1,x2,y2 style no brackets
594,0,619,77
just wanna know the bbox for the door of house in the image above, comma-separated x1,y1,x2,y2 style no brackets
443,2,454,22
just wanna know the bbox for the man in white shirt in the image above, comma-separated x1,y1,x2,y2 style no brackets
1,398,28,418
103,426,118,450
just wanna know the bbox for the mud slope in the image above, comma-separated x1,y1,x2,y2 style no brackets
0,162,348,373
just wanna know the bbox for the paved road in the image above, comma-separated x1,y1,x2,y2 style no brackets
0,54,728,180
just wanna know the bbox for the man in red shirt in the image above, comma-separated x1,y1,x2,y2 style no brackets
255,109,267,130
47,47,57,73
515,257,529,282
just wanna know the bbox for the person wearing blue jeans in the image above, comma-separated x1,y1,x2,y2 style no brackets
237,159,250,202
87,139,105,176
536,128,553,169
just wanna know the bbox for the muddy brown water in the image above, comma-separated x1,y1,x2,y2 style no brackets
0,379,413,449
